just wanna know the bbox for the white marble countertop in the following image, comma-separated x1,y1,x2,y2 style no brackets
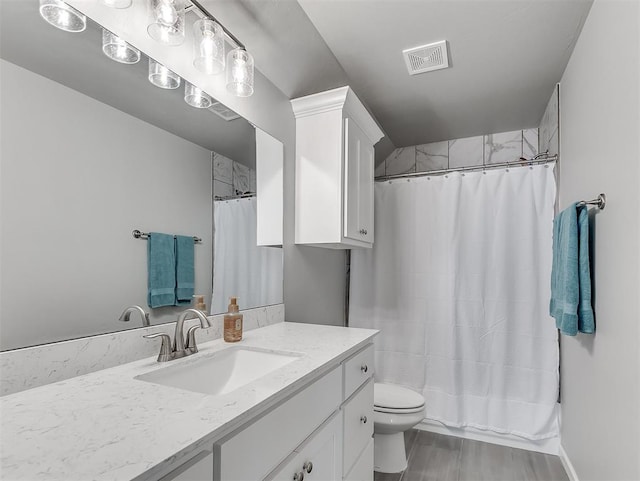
0,322,377,481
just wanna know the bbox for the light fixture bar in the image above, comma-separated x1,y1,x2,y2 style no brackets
188,0,245,51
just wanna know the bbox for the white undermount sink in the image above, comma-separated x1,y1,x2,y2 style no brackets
135,346,302,396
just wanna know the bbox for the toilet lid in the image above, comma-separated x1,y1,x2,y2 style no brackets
374,383,425,410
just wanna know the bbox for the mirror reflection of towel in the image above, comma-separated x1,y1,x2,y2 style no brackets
175,235,195,306
147,232,176,308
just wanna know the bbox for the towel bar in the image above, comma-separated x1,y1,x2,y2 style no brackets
577,193,606,210
132,229,202,243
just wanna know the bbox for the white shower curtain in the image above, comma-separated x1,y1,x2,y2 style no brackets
212,197,283,314
349,164,559,440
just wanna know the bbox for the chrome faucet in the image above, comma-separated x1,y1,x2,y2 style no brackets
118,305,151,327
144,309,211,362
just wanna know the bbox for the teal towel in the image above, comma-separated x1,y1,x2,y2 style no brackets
577,206,595,333
550,204,595,335
147,232,176,308
175,235,195,306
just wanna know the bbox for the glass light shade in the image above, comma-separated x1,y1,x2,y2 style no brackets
193,19,225,75
100,0,132,8
148,59,180,89
226,48,254,97
184,83,212,109
102,29,140,64
39,0,86,33
147,0,185,46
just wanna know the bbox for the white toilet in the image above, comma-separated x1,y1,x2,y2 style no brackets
373,383,426,473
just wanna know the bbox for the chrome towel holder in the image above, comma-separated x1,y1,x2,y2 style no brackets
578,193,606,210
132,229,202,243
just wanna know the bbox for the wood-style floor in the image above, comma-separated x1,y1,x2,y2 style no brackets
374,430,570,481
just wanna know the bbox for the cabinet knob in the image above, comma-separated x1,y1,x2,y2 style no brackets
303,461,313,474
364,229,368,235
361,364,368,373
293,472,304,481
360,415,368,424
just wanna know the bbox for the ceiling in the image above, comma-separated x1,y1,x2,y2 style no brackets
1,0,593,165
206,0,592,160
296,0,594,148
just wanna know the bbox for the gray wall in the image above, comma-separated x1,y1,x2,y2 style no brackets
557,1,639,479
0,60,212,350
281,111,347,327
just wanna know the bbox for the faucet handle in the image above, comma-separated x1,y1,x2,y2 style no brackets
185,326,201,353
144,333,173,362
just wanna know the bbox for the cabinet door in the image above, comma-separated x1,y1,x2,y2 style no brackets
344,117,374,244
267,413,343,481
344,439,373,481
217,367,342,481
343,380,374,474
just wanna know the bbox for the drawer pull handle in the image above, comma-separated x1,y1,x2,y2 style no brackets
303,461,313,474
360,415,368,424
293,471,304,481
361,364,368,373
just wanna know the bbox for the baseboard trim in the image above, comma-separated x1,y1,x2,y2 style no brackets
559,445,580,481
416,420,560,455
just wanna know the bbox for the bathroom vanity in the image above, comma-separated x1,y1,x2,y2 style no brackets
0,322,377,481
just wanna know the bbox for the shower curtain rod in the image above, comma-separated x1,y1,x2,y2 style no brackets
214,192,256,201
375,154,558,181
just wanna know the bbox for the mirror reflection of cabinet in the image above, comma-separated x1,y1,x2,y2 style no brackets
291,87,384,249
256,130,284,247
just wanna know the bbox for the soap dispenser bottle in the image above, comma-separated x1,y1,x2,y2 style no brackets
193,295,207,312
224,297,243,342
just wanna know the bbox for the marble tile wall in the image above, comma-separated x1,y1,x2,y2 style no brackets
0,304,285,397
538,84,559,157
378,128,540,177
212,152,257,198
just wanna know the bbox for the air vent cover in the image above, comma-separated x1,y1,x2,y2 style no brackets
208,101,241,121
402,40,449,75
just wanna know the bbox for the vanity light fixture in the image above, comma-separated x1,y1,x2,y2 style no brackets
100,0,132,8
226,48,254,97
184,82,212,108
147,0,185,46
39,0,86,33
148,58,181,89
189,0,255,97
102,29,140,64
193,18,225,75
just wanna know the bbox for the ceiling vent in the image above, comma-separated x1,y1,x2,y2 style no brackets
208,101,241,121
402,40,449,75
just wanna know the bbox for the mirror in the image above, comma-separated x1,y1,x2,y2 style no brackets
0,0,283,351
212,132,284,315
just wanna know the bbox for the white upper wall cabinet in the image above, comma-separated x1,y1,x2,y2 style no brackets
291,87,384,249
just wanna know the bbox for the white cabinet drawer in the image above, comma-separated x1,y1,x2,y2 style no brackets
342,379,374,474
266,412,343,481
343,345,374,400
216,366,342,481
344,439,373,481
